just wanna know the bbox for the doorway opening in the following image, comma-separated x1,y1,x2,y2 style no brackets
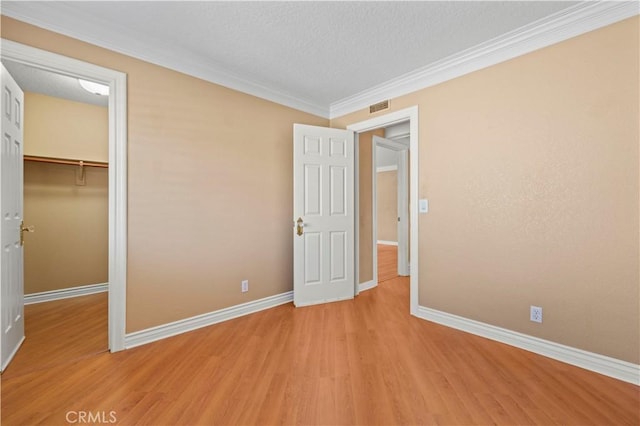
0,40,127,373
373,130,410,282
348,106,419,315
1,59,110,377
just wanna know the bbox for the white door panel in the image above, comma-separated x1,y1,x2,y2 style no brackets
1,64,25,371
294,124,354,306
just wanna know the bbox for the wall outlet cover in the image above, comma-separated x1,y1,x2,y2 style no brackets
530,305,543,323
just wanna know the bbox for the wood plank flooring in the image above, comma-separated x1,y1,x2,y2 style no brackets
1,292,108,380
377,243,399,282
2,248,638,425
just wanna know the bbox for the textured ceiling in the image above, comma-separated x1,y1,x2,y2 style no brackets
2,1,584,114
2,60,109,107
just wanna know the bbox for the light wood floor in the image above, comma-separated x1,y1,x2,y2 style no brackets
377,243,399,282
2,248,638,425
1,292,108,380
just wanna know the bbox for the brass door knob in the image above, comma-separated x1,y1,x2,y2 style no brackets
20,220,35,246
296,217,304,236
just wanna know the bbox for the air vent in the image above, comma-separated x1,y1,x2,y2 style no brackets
369,100,389,114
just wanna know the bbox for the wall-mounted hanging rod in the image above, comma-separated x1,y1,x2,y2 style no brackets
23,155,108,168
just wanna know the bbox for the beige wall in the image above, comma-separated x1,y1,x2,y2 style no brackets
2,17,328,332
24,92,108,162
24,162,108,293
333,17,640,364
23,91,108,294
377,170,397,242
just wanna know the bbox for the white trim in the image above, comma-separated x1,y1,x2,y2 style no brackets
416,306,640,386
376,165,398,173
24,283,108,305
358,280,377,293
5,3,635,121
354,133,360,297
371,137,379,288
377,240,398,246
348,106,419,316
330,2,639,118
1,39,128,353
385,122,410,140
0,2,328,119
396,150,409,276
373,135,409,151
125,291,293,349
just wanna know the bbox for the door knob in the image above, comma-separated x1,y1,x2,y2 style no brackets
296,217,304,236
20,220,35,246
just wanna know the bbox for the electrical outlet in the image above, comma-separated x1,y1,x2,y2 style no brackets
241,280,249,293
530,306,542,323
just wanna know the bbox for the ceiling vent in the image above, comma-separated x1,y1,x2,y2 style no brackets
369,100,389,114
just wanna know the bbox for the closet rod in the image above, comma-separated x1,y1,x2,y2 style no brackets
24,155,108,168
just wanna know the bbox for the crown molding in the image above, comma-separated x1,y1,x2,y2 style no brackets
3,2,636,121
1,2,330,118
329,1,639,119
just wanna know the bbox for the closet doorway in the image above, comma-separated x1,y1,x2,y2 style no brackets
1,40,127,375
1,59,109,377
1,40,128,363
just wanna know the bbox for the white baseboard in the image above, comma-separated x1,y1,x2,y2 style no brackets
377,240,398,246
359,280,377,292
416,306,640,385
125,291,293,349
24,283,108,305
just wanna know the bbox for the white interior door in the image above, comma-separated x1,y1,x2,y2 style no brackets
293,124,354,307
1,63,25,371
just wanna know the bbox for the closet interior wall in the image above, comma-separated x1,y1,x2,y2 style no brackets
23,92,108,295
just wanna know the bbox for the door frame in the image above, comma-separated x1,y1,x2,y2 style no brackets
1,39,128,352
347,106,419,315
372,135,409,276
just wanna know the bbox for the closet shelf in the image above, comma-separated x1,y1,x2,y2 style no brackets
24,155,108,168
